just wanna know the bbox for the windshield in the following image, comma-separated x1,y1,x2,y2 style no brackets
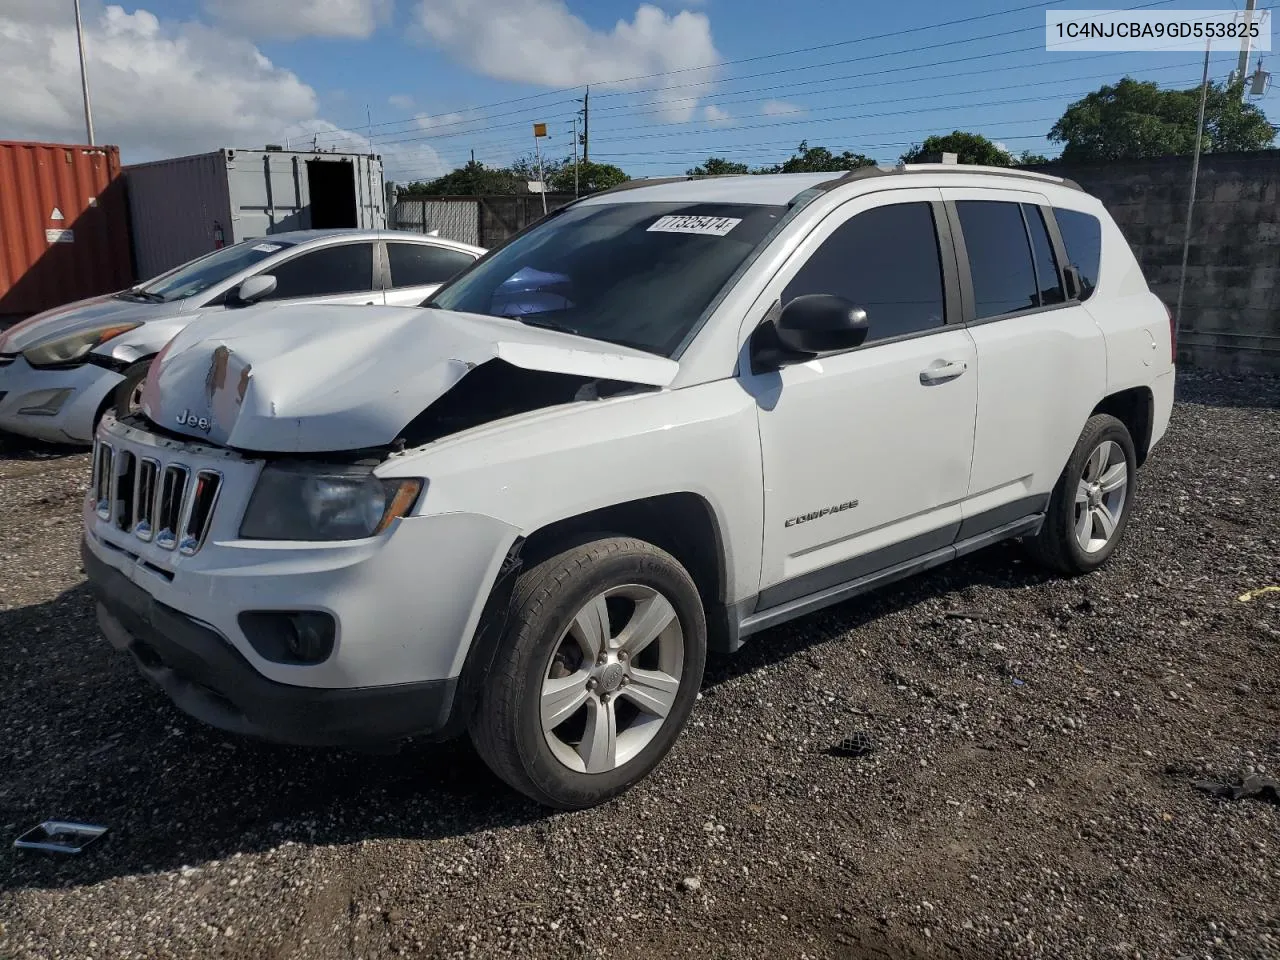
133,239,297,303
428,201,787,356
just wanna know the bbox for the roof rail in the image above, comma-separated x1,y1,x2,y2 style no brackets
805,163,1082,198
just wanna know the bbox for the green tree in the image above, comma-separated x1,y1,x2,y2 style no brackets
547,160,629,194
404,160,522,196
900,131,1015,166
1049,77,1275,161
1016,150,1052,165
776,140,876,173
686,157,751,176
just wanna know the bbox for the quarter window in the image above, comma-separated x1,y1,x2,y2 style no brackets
1023,204,1065,306
956,200,1039,320
783,202,946,344
1054,208,1103,301
387,242,476,288
259,243,375,300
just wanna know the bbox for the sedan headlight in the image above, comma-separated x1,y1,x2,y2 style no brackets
22,322,141,367
240,462,423,541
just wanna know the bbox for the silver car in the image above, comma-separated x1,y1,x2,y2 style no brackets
0,229,484,445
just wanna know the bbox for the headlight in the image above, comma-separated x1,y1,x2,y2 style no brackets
22,323,141,367
240,462,423,541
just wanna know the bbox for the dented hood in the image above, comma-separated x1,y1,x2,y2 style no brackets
140,303,678,452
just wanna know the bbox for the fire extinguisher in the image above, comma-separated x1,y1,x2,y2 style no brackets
213,222,225,249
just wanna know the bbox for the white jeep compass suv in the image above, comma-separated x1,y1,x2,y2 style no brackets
81,165,1175,809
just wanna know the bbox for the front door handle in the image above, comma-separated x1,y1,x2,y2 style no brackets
919,360,968,385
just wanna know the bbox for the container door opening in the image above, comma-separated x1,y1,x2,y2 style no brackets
307,160,358,229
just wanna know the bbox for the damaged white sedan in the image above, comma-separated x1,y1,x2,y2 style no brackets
81,167,1174,808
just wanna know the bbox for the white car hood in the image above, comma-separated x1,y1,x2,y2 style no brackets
141,303,679,452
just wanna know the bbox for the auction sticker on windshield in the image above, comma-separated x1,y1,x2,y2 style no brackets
648,215,742,236
252,243,284,253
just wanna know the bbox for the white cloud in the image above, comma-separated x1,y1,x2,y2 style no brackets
702,104,732,124
413,111,470,130
205,0,392,39
388,93,415,110
761,99,804,117
0,3,448,180
414,0,721,122
993,140,1012,155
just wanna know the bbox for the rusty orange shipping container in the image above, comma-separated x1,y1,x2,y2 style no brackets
0,140,135,317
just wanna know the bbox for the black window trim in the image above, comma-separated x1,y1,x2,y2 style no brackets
1041,205,1089,303
753,197,965,361
248,239,379,302
945,199,1081,328
1019,202,1068,311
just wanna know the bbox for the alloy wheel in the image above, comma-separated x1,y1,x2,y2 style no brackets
540,584,684,774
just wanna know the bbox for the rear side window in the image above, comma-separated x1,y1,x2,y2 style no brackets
387,242,476,288
1054,208,1103,300
783,202,946,343
1023,204,1065,306
956,200,1038,320
261,243,375,300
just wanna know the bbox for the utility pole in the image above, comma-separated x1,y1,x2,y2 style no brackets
72,0,95,145
571,117,580,198
533,123,548,215
1236,0,1258,95
582,86,590,164
1175,39,1212,340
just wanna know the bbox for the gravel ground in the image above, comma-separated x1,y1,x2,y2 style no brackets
1,372,1278,960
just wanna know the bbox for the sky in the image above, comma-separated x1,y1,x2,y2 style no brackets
1,0,1275,184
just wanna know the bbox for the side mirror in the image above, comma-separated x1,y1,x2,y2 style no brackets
235,275,277,304
775,295,870,354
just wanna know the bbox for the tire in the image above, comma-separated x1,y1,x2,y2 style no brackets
1026,413,1136,575
106,359,152,423
470,536,707,809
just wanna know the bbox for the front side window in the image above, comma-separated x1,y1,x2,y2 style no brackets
1054,208,1103,300
783,201,946,343
428,201,787,356
956,200,1039,320
136,240,297,303
387,242,476,288
260,243,375,300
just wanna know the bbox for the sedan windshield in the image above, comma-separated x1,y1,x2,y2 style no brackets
134,239,297,303
428,201,787,357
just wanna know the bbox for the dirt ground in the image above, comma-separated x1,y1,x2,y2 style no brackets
1,372,1277,960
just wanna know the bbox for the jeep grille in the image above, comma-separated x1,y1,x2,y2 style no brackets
90,440,221,555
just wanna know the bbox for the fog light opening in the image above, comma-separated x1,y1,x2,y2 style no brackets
238,610,336,665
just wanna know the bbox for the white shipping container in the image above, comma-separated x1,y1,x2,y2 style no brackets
125,148,386,281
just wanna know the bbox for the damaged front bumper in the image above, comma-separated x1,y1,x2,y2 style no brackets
84,541,458,746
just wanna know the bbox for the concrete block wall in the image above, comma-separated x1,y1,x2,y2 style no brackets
1029,151,1280,375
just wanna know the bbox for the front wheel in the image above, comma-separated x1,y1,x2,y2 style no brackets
1026,413,1136,575
470,537,707,809
109,359,152,423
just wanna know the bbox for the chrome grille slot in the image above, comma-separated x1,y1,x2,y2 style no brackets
155,465,189,551
113,451,137,532
133,458,160,541
93,442,114,519
178,471,222,555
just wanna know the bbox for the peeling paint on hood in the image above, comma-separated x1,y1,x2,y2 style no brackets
140,303,679,453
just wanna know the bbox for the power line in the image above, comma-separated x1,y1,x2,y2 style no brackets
314,0,1177,145
377,66,1199,179
590,60,1203,127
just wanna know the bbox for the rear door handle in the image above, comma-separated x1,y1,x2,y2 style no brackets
919,360,968,385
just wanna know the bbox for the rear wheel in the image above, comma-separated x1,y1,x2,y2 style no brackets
470,536,706,809
1026,413,1136,575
